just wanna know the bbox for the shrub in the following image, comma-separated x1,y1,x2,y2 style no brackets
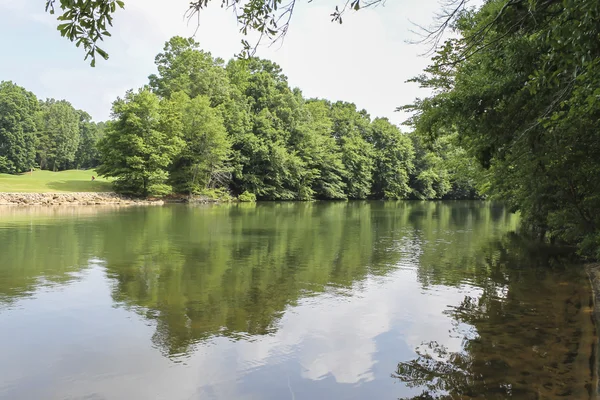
238,191,257,202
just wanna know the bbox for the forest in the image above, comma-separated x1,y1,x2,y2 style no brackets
0,36,481,202
0,81,104,174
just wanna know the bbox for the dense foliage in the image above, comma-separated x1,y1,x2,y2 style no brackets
92,36,481,201
0,36,482,200
0,82,39,174
0,81,104,174
96,89,185,196
404,0,600,258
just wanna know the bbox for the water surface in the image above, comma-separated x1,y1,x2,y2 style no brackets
0,202,595,399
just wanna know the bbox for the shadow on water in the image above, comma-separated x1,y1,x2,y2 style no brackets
394,234,596,400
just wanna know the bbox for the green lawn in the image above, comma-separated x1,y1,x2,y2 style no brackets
0,170,113,193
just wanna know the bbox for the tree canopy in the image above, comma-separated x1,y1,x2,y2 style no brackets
36,99,81,171
87,36,480,200
0,82,39,174
404,0,600,258
0,81,104,174
0,37,478,202
96,88,185,196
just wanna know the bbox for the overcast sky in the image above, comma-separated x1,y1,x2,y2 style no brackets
0,0,457,125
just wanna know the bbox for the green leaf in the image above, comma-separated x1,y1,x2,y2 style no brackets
96,47,109,60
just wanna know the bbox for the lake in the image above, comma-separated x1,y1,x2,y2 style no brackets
0,201,595,400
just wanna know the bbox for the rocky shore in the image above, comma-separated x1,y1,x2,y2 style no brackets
0,192,164,206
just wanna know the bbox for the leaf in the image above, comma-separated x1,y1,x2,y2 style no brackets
96,47,109,60
57,23,71,32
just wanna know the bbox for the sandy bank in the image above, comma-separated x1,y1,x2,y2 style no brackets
0,192,164,206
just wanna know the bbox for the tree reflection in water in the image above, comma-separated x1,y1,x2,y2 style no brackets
1,202,594,398
394,235,596,400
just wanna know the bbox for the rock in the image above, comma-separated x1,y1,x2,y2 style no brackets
0,192,164,206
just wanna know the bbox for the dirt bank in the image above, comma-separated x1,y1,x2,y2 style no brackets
0,192,164,206
586,263,600,399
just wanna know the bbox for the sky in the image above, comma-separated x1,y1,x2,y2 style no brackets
0,0,454,125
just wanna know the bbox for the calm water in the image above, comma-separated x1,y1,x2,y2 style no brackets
0,202,595,400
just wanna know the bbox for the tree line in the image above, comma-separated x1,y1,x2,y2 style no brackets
0,81,104,173
1,36,482,201
97,36,482,200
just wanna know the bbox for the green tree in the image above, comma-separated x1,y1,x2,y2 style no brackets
236,108,306,200
97,88,184,196
0,81,39,174
369,118,413,199
148,37,230,106
298,100,347,199
330,102,374,199
89,35,490,202
405,0,600,257
340,134,374,199
169,93,232,194
225,58,308,200
36,99,81,171
408,132,451,200
437,133,484,200
407,132,482,200
74,111,102,169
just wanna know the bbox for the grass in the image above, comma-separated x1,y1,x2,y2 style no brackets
0,170,113,193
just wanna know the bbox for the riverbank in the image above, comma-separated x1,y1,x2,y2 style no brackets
587,263,600,399
0,192,163,206
0,192,233,206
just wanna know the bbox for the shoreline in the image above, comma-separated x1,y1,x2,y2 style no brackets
586,263,600,399
0,192,226,206
0,192,164,206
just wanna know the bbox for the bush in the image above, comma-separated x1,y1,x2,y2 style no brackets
197,188,233,201
578,233,600,261
238,191,257,202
